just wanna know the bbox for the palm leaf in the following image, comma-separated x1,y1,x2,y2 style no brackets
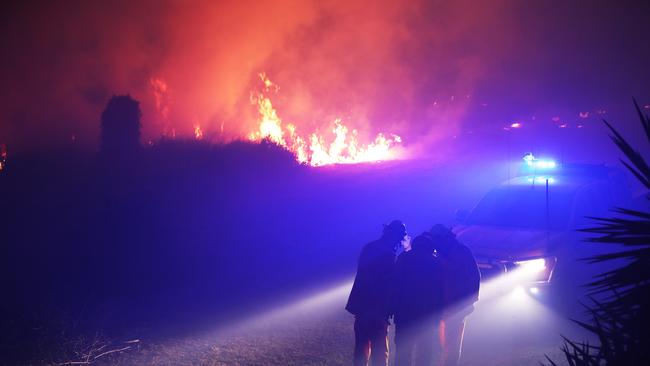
546,101,650,365
603,117,650,189
633,99,650,143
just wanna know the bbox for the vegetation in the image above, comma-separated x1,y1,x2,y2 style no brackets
547,101,650,365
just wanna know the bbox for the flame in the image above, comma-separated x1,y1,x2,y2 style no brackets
150,77,175,138
194,125,204,140
249,73,401,166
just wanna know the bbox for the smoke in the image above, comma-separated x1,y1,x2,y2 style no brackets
1,0,649,155
0,0,504,152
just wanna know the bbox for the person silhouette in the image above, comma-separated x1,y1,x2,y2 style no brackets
346,220,407,366
429,224,480,366
392,234,445,366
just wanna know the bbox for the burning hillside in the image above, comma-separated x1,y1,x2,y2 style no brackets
248,73,402,166
149,73,402,166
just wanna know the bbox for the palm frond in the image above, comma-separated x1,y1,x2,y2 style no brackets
545,101,650,365
603,118,650,189
633,99,650,144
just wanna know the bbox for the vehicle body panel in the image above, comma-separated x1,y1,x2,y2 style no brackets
453,162,630,285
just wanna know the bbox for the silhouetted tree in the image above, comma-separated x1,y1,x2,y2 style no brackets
100,95,142,155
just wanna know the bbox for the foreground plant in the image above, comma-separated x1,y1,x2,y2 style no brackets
546,101,650,365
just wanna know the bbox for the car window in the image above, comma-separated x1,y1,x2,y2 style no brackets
467,185,576,230
571,183,631,228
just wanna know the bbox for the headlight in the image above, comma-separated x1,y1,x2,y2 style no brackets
511,256,557,283
514,258,547,273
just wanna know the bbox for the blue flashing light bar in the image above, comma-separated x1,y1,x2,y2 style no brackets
522,153,557,169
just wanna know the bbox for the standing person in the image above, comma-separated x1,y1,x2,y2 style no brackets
429,224,480,366
346,220,407,366
392,234,445,366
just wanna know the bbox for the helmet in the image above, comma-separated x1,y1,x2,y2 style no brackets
429,224,455,240
383,219,407,239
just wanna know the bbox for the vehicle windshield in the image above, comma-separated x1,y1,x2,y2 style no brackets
466,184,576,230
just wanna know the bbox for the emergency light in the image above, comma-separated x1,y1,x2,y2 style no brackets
522,153,557,169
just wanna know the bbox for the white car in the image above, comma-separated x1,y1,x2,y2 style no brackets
453,155,631,292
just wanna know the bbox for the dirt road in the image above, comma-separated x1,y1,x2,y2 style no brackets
103,280,584,366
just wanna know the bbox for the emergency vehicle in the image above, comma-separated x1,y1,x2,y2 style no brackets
453,153,631,291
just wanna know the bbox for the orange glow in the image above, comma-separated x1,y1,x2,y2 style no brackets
248,73,402,166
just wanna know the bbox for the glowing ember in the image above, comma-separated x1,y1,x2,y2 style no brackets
249,73,402,166
194,125,204,140
0,144,7,171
